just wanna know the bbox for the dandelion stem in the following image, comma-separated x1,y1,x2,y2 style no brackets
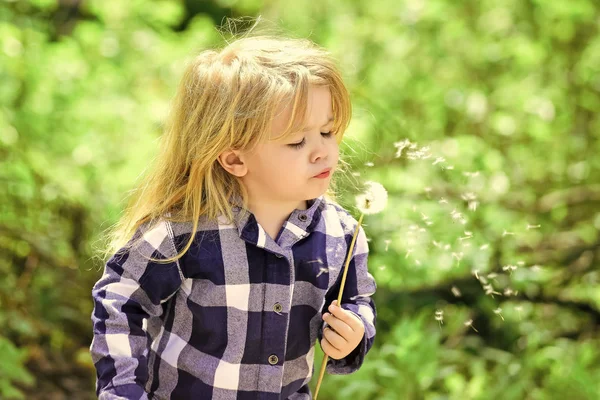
313,212,364,399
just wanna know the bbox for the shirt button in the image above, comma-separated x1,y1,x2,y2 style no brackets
298,214,308,222
268,354,279,365
273,303,283,313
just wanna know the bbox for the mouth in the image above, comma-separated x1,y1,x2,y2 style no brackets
313,168,332,178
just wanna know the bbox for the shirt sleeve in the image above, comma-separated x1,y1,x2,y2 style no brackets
90,219,185,399
318,224,377,375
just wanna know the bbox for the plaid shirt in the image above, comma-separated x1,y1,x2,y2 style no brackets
90,195,377,399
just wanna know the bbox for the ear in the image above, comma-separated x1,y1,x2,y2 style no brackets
217,149,248,177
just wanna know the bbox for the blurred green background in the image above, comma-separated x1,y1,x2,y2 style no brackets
1,0,599,399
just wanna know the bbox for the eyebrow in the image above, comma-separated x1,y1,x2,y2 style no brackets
301,116,334,132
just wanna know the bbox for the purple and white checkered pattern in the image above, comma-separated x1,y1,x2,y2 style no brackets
90,195,377,399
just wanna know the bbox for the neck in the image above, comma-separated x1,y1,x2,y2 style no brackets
246,197,308,239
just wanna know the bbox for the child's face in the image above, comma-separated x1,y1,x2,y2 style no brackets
234,85,339,207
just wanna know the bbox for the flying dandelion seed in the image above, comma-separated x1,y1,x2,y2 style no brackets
351,172,361,177
393,139,412,158
451,286,462,297
516,261,525,266
452,252,464,266
316,267,328,278
463,171,480,178
502,230,515,236
433,240,442,248
464,319,479,332
459,232,473,241
480,244,489,250
439,197,448,204
424,187,432,193
433,157,445,165
435,309,444,329
493,307,505,321
483,283,501,297
378,265,386,270
365,161,374,167
504,287,515,296
502,264,517,275
515,305,523,320
472,269,480,279
442,165,454,170
384,239,391,251
415,259,421,266
405,249,413,258
468,201,479,211
526,224,541,230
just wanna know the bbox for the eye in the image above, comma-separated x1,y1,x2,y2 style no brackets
287,132,333,149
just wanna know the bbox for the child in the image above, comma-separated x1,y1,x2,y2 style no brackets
90,33,377,399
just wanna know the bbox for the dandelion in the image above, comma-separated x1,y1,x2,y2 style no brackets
355,181,388,215
464,319,479,332
314,180,388,399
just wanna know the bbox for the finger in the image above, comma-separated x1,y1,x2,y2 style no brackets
322,313,353,339
323,326,348,350
320,337,342,360
327,302,359,331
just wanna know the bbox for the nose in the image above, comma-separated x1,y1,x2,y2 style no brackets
310,136,330,164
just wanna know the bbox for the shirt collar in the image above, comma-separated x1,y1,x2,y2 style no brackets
229,194,325,250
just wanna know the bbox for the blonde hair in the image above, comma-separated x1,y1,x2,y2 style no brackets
98,29,353,265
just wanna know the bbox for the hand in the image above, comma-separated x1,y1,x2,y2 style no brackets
320,300,365,360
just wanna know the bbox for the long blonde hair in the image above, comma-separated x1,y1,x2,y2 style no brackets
99,31,353,265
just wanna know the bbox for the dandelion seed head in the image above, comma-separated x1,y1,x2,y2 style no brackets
355,181,388,215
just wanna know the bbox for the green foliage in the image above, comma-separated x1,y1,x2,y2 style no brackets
1,0,599,398
0,336,35,399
